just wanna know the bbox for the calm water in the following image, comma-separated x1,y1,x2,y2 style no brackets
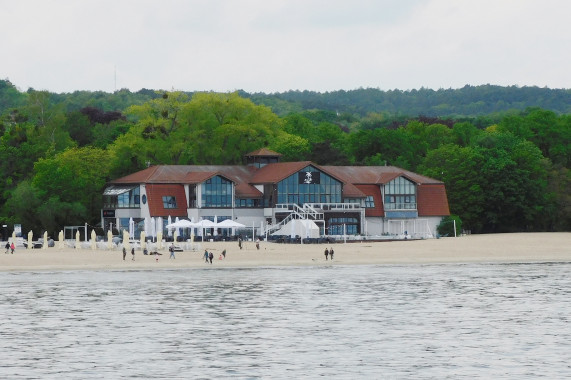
1,263,570,379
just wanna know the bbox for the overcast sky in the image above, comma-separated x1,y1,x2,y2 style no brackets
2,0,570,93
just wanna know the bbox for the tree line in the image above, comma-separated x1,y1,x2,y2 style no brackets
0,79,569,237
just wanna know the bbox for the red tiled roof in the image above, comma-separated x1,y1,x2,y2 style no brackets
146,184,188,217
249,161,313,183
111,165,258,185
235,182,263,198
355,184,384,217
321,166,444,185
417,184,450,216
342,183,366,198
245,148,282,157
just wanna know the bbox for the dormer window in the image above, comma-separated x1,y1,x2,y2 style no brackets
384,177,416,210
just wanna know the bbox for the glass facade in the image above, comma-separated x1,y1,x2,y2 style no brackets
103,187,140,209
277,166,342,206
328,217,359,235
201,176,233,208
384,176,416,210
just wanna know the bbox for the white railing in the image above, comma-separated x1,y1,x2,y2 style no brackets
384,203,417,210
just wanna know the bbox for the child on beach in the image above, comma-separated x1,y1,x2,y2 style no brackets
11,242,15,254
5,242,9,254
131,247,135,261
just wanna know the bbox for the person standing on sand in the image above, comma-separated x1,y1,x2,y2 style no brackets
204,250,209,263
329,247,334,260
169,244,176,259
238,237,243,250
209,251,214,264
122,247,126,261
256,238,260,250
324,248,329,260
10,242,15,254
5,242,9,254
131,247,135,261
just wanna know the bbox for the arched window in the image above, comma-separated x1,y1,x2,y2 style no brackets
384,177,416,210
276,166,342,206
201,176,233,207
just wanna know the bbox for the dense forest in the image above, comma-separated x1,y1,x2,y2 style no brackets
0,79,569,237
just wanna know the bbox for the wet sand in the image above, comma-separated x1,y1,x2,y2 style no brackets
0,232,569,272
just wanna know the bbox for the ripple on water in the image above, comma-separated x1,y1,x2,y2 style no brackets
0,263,570,379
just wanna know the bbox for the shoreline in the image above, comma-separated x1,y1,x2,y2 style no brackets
0,232,569,272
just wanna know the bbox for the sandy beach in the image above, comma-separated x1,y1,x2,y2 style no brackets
0,232,569,272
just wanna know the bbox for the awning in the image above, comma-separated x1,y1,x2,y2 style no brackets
103,185,137,196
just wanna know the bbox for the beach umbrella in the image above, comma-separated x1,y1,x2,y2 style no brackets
58,230,64,249
175,217,181,239
150,218,156,240
144,217,150,236
27,230,33,250
213,215,218,236
157,231,163,250
91,230,97,250
216,219,246,236
157,217,163,239
140,231,146,250
75,230,80,249
167,215,173,237
129,217,134,238
43,231,48,249
123,229,130,251
107,229,113,250
195,219,216,239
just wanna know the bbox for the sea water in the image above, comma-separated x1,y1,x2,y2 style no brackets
1,263,570,379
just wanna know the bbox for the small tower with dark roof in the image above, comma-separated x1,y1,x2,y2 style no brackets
244,148,282,168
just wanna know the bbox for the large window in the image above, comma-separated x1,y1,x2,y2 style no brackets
103,186,140,208
328,217,359,235
277,166,342,206
384,177,416,210
202,176,233,208
163,196,177,209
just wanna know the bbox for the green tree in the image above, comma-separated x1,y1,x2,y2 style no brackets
31,147,112,233
420,144,486,232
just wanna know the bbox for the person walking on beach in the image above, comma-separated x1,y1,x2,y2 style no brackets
238,236,243,250
5,242,9,254
222,249,226,258
169,244,176,259
204,250,209,263
329,247,334,260
208,251,214,264
11,242,15,254
324,248,329,260
256,238,260,250
131,247,135,261
122,247,126,261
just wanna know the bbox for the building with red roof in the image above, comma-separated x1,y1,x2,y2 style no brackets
102,149,449,240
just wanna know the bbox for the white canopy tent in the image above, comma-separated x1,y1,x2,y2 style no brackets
271,219,320,239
